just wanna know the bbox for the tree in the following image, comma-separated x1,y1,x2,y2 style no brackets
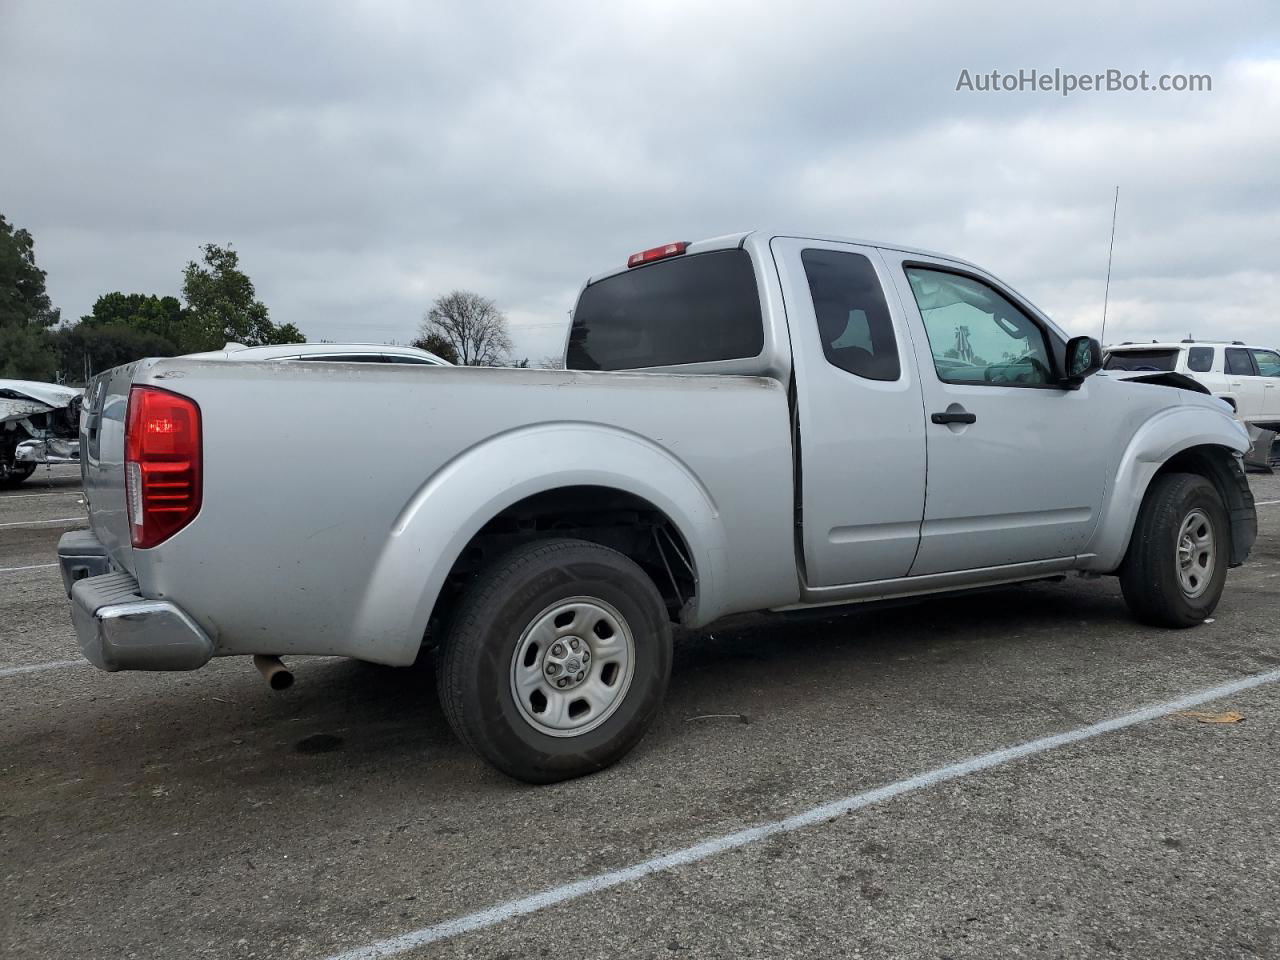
180,244,304,351
418,290,513,366
82,292,185,345
409,330,460,365
0,214,60,379
54,324,178,381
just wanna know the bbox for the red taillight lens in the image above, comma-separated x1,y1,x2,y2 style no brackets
125,386,202,548
626,241,689,268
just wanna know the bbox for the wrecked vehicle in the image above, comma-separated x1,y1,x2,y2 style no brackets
60,230,1256,783
1,379,82,486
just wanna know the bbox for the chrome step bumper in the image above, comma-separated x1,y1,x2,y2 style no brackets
59,532,213,672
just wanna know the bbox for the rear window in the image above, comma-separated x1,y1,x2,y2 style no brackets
1187,347,1214,372
567,250,764,371
1104,349,1178,372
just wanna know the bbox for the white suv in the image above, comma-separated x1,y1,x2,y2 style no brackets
1105,340,1280,427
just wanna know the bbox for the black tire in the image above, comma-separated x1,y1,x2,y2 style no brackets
437,538,672,783
0,462,37,488
1119,472,1230,627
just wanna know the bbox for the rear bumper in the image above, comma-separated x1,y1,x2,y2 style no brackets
58,531,213,672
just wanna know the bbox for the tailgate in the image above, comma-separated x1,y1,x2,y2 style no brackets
80,363,138,575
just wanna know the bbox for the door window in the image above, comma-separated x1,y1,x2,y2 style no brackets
1225,348,1257,376
384,354,443,365
1186,347,1214,373
800,249,900,381
1250,349,1280,377
904,267,1054,386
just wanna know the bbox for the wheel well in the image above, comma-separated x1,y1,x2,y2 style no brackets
1150,444,1255,566
429,486,697,634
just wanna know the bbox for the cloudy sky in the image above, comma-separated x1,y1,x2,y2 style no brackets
3,1,1278,362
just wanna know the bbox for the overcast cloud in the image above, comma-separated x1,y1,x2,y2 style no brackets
2,1,1278,361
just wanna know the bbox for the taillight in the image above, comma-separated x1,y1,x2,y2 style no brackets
626,241,689,268
125,386,202,548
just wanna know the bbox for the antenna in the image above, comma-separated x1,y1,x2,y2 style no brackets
1100,185,1119,345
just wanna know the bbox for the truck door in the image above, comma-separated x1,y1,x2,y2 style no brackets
1225,347,1265,422
1248,348,1280,420
885,254,1109,576
770,238,926,585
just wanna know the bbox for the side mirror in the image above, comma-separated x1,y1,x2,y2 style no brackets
1064,336,1103,388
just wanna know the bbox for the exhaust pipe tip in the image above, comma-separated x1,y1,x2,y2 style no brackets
253,654,294,691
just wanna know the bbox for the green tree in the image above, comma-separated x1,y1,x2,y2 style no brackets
54,324,179,381
0,214,60,379
409,330,460,364
82,292,186,345
180,244,304,350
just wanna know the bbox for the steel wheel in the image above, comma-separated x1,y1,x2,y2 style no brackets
509,596,636,738
1175,508,1215,599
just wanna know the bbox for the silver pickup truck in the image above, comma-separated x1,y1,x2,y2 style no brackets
60,230,1257,782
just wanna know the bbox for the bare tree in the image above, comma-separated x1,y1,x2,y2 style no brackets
418,291,513,366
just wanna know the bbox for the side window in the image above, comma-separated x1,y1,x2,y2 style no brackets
1250,349,1280,377
1186,347,1214,373
384,354,441,365
296,354,388,363
1225,348,1257,376
904,267,1054,386
800,249,900,381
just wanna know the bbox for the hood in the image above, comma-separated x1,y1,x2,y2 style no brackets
0,379,84,425
1106,370,1211,394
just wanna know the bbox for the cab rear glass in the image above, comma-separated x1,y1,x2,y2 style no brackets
567,249,764,371
1103,349,1179,371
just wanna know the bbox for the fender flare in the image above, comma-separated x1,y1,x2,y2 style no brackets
1084,404,1249,572
349,421,729,665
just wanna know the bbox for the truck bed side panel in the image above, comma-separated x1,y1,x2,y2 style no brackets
117,360,796,662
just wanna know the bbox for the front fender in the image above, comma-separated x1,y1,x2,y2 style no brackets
349,422,729,665
1084,404,1249,572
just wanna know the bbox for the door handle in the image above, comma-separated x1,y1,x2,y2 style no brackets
931,410,977,425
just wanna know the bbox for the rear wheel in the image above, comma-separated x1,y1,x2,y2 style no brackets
1119,472,1229,627
437,538,672,783
0,461,36,488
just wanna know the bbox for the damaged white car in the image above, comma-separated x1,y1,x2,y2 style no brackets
0,379,83,486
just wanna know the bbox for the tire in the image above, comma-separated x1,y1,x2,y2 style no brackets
1119,472,1230,627
437,538,673,783
0,462,37,488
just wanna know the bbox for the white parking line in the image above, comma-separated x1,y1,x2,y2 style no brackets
1256,499,1280,506
0,517,85,529
323,667,1280,960
0,659,86,678
0,562,58,573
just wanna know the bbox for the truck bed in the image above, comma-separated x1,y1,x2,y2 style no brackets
80,359,796,664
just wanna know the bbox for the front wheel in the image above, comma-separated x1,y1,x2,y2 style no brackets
437,538,672,783
0,461,37,488
1119,472,1230,627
